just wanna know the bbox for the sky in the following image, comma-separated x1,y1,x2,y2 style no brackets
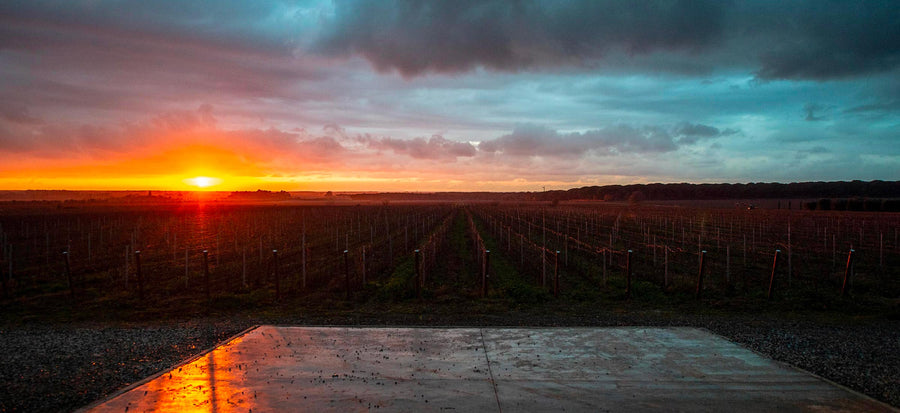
0,0,898,192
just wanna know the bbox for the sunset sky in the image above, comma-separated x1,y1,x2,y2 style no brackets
1,1,898,192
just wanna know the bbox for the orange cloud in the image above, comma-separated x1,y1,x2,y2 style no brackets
0,105,359,190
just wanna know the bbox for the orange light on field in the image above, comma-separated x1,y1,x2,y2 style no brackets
183,176,223,189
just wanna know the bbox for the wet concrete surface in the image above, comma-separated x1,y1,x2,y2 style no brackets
85,326,895,412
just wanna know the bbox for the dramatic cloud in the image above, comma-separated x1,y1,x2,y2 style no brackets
478,124,675,157
0,105,348,172
0,1,897,190
478,123,738,158
316,0,900,80
316,0,725,77
751,1,900,80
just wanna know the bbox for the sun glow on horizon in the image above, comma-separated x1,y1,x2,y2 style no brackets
183,176,223,189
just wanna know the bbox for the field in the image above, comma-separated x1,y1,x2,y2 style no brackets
1,201,899,411
1,201,898,315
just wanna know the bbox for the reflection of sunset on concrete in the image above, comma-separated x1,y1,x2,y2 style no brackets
92,335,251,412
89,326,500,412
88,326,891,412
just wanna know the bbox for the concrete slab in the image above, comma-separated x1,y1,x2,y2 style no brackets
86,326,895,412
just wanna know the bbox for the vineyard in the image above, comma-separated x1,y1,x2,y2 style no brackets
1,202,898,319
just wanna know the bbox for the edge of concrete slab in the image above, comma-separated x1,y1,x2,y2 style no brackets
698,327,899,412
75,325,261,413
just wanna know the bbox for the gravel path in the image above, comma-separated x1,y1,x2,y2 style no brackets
1,315,897,412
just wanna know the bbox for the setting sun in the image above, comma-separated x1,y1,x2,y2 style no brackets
183,176,222,189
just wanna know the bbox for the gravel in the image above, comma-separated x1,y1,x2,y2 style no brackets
0,321,246,412
705,318,900,408
1,315,897,412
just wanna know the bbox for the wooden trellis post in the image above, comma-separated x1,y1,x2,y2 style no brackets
415,249,421,300
134,250,144,301
343,249,349,300
554,250,560,298
841,249,855,298
625,250,632,299
696,250,706,300
483,249,490,298
63,251,73,298
768,250,780,300
203,250,210,301
273,250,281,302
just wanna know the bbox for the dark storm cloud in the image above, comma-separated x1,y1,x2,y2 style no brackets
317,0,900,80
752,1,900,80
316,0,724,77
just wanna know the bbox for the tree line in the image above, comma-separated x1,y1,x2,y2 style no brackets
348,180,899,204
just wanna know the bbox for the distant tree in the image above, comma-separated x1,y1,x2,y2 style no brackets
883,199,900,212
834,199,849,210
628,191,645,205
848,198,865,211
864,198,882,211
